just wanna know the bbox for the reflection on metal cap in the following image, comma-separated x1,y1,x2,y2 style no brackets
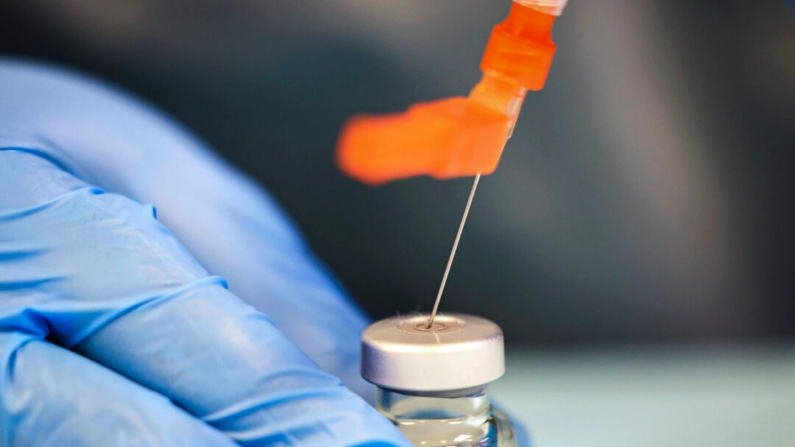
361,314,505,392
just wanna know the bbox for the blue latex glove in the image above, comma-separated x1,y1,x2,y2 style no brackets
0,58,411,447
0,58,529,447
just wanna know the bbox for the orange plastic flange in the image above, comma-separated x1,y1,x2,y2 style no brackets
337,98,510,185
336,3,556,185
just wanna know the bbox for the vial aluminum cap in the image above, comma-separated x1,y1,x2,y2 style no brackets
361,313,505,392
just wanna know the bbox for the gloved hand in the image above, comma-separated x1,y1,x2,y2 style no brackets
0,58,529,447
0,58,411,447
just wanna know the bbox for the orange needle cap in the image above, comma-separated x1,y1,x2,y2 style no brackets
336,3,557,185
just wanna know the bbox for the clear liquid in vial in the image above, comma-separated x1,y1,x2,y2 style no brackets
376,386,517,447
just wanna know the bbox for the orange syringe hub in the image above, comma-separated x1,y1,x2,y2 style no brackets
336,2,558,185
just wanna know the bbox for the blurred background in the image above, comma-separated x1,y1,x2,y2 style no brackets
1,0,793,344
1,0,794,445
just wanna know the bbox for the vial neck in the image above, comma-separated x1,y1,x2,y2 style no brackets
376,386,491,422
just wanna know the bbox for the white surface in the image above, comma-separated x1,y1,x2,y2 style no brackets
491,345,795,447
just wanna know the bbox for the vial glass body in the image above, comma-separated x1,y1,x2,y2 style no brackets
376,386,516,447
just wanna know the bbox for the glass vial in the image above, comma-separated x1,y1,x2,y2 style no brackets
361,314,516,447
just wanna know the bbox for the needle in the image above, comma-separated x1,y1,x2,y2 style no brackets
428,173,481,328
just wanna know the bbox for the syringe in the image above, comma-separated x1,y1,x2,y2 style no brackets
336,0,568,326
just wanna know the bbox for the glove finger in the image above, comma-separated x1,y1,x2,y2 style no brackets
501,406,530,447
0,150,410,447
516,421,531,447
0,58,371,397
0,332,237,447
491,398,530,446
